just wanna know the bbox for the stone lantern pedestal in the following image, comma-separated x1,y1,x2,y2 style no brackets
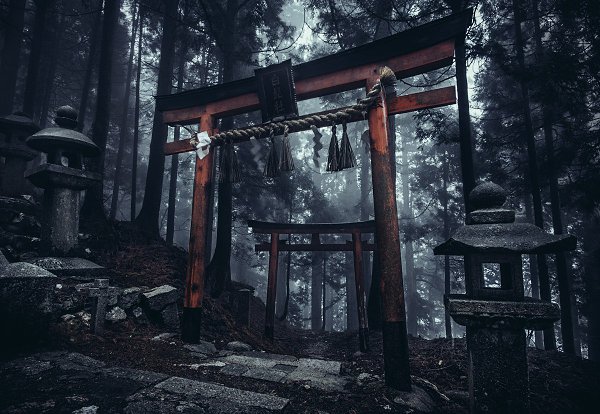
0,112,40,196
24,106,100,255
434,182,576,414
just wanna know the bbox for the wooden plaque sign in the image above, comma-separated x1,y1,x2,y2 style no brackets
255,59,298,123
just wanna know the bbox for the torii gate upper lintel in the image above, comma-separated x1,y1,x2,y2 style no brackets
158,9,473,392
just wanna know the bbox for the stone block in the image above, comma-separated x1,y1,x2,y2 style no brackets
0,262,56,350
142,285,178,311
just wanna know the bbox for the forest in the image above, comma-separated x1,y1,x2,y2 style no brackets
0,0,599,413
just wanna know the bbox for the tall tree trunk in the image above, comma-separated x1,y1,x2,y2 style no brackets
402,133,417,336
135,0,180,235
360,148,373,308
524,194,544,349
131,9,144,221
166,24,190,244
22,0,55,117
78,3,102,132
445,0,476,211
0,0,26,115
359,142,373,296
204,0,242,297
583,209,600,361
81,0,121,221
512,0,556,350
311,235,323,330
37,12,64,127
109,4,139,220
531,0,577,355
346,251,359,331
442,150,452,338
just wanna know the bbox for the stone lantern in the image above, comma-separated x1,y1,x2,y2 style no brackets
0,112,40,196
24,106,101,255
433,182,576,414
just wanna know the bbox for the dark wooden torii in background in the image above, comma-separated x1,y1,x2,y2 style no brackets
157,10,473,391
249,220,377,352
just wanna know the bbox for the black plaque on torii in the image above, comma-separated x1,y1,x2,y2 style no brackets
255,59,299,123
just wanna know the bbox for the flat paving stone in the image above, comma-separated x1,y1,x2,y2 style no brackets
297,358,341,375
242,351,298,362
27,257,105,277
102,367,169,386
221,354,281,369
286,369,348,392
153,376,289,411
218,352,347,392
220,363,249,376
243,366,288,383
273,363,297,373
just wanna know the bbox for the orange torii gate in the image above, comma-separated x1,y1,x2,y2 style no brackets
157,10,473,391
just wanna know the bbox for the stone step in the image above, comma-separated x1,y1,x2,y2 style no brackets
127,376,289,413
216,352,347,392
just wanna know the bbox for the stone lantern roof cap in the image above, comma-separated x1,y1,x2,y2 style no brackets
433,182,577,255
0,112,40,134
26,106,99,156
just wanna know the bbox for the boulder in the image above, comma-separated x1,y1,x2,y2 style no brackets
118,287,141,309
142,285,178,311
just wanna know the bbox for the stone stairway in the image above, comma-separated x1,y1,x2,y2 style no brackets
0,349,349,413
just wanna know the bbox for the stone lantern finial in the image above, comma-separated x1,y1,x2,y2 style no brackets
54,106,78,129
469,181,507,210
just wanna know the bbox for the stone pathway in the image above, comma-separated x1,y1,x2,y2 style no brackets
0,352,289,413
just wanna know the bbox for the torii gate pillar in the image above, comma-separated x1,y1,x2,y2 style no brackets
367,78,411,391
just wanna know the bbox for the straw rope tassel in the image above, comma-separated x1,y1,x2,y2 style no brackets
279,125,294,172
338,121,355,170
219,139,241,183
326,124,340,172
264,131,280,178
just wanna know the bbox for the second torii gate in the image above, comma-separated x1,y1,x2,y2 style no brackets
157,10,473,391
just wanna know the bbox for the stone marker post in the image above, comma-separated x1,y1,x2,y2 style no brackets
24,106,100,255
434,182,577,414
89,278,110,335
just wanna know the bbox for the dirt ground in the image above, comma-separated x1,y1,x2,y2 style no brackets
2,221,600,413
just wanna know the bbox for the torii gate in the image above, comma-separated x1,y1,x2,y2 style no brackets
158,10,473,391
